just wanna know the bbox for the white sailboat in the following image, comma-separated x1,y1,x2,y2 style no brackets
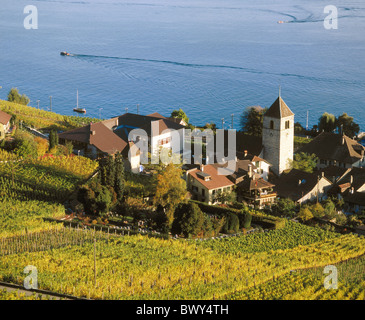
73,89,86,114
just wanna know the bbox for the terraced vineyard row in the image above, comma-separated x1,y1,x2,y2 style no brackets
0,226,364,300
228,255,365,300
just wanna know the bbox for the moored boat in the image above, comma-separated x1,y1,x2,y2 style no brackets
73,107,86,114
73,90,86,114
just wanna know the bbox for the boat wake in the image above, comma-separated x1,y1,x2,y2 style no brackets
67,53,361,87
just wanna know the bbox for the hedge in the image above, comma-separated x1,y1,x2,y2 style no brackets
189,200,286,230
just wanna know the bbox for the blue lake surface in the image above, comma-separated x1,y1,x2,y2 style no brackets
0,0,364,131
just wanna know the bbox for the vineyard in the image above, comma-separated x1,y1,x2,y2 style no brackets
0,224,364,300
0,139,364,300
0,99,100,132
0,154,98,237
228,255,365,300
197,221,341,254
0,155,98,203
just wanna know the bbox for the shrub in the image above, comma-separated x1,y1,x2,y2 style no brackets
172,202,205,238
222,212,239,234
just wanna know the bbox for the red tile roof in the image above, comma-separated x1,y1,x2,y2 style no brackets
0,110,11,125
59,122,128,155
189,165,235,190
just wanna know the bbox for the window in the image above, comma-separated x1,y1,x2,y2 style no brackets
202,189,205,197
285,120,290,129
270,120,274,130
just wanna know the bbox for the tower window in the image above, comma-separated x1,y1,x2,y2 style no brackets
285,120,290,129
270,120,274,130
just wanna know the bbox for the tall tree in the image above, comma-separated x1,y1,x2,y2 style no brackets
98,155,115,188
318,112,336,133
49,130,59,150
336,113,360,138
153,163,187,228
114,152,125,199
240,106,266,136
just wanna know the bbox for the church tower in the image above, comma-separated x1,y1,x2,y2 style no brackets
262,94,294,176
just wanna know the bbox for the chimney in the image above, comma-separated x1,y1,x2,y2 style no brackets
350,175,353,185
201,165,204,172
248,164,252,178
342,135,345,145
91,130,96,135
298,180,302,186
244,150,248,157
322,171,325,178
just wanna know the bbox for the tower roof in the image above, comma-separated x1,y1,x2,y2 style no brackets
265,96,294,119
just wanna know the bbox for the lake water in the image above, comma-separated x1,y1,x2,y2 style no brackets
1,0,364,131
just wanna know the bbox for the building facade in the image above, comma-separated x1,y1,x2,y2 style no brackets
262,96,294,176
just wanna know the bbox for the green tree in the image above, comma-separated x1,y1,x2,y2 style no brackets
65,141,73,155
214,190,236,204
272,198,297,218
222,212,240,234
7,88,30,105
13,131,38,158
336,113,360,138
240,106,266,136
172,202,205,238
298,206,314,221
323,199,336,219
311,202,325,218
114,152,125,199
289,152,318,173
98,155,115,188
318,112,336,133
170,108,189,124
77,181,116,216
242,210,252,229
48,130,59,151
153,163,187,228
204,122,217,132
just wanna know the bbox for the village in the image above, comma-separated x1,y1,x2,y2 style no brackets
1,91,365,238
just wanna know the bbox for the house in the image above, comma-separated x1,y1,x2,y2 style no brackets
237,150,271,181
217,160,276,208
58,122,128,159
236,174,276,208
103,113,186,160
59,112,186,172
186,159,276,207
327,167,365,213
0,110,12,140
273,169,333,204
186,164,235,204
298,132,365,170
